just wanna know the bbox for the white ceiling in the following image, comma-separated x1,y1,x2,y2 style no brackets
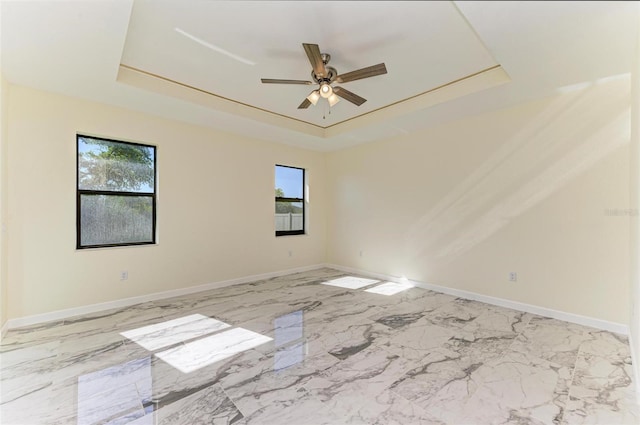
1,1,638,151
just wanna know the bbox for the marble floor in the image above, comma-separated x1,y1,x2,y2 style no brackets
1,268,638,424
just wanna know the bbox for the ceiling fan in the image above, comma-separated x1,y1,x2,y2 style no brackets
261,43,388,109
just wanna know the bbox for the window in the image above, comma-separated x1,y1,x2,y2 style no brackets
77,135,156,249
275,165,305,236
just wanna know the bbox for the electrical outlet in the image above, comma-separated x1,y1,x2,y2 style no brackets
120,271,128,281
509,272,517,282
359,250,363,257
288,250,292,257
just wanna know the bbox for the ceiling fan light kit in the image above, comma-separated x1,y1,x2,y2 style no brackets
261,43,387,110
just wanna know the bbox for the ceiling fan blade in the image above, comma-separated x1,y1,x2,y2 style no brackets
303,43,327,78
336,63,387,83
333,86,367,106
261,78,313,85
298,98,312,109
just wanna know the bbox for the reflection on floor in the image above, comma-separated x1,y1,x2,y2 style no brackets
1,268,638,424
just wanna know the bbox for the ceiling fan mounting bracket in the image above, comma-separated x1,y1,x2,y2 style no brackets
311,65,338,84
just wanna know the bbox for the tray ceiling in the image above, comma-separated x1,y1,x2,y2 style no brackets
1,1,637,151
119,1,503,134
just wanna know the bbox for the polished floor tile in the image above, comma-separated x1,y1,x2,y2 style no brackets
1,268,637,424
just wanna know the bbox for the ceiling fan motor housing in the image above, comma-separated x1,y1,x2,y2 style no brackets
312,65,338,84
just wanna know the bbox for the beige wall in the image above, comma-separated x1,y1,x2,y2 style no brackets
327,76,631,325
1,75,8,329
630,12,640,394
4,73,633,327
6,85,327,319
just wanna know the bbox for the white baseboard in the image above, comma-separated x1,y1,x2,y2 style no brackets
5,262,629,337
629,334,640,405
6,264,327,330
1,319,8,340
327,263,629,335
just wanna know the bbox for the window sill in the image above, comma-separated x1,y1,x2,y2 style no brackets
275,232,306,237
76,243,159,251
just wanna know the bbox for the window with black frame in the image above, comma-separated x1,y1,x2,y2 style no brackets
275,165,305,236
77,135,157,249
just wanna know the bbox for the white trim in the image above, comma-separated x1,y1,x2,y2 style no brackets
629,334,640,405
6,262,629,336
5,264,326,330
1,319,8,340
327,263,629,335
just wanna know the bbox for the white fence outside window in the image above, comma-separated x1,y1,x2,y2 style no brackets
275,213,303,231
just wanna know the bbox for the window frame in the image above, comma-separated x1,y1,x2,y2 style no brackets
275,164,305,237
76,134,157,249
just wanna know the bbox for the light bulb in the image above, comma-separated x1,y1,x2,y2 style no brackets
319,83,333,98
306,90,320,106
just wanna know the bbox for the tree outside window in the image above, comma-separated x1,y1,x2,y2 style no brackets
77,135,157,248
